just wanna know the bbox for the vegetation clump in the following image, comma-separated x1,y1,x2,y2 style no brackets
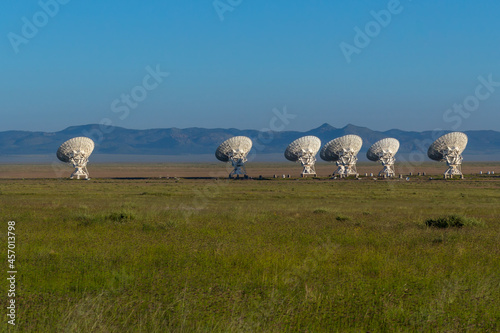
425,214,483,228
335,214,350,222
107,210,136,222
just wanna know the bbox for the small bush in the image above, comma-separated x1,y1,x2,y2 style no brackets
313,209,329,214
425,215,483,228
74,211,136,226
336,214,350,222
108,211,135,222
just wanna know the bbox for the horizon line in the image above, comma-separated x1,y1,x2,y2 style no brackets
1,123,498,134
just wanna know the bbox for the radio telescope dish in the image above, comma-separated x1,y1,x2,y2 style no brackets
320,135,362,177
367,138,400,177
215,136,252,178
285,136,321,177
56,137,95,180
428,132,468,178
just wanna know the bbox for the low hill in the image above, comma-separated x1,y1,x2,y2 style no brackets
0,124,499,160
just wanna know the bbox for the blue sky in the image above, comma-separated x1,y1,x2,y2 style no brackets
1,0,499,132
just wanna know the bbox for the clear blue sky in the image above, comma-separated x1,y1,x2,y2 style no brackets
1,0,499,132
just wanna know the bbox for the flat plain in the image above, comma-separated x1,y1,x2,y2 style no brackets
1,161,500,179
0,163,499,332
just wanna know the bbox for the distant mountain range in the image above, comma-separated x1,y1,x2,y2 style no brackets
1,123,499,160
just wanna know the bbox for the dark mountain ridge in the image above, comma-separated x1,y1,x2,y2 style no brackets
1,123,499,159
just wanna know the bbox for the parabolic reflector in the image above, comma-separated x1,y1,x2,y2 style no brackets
367,138,400,177
428,132,468,178
367,138,400,161
284,136,321,162
57,137,95,163
320,135,363,162
56,137,95,179
215,136,253,178
428,132,468,161
215,136,252,162
284,136,321,176
320,135,362,177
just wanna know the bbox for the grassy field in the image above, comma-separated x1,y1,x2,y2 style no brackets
1,167,499,332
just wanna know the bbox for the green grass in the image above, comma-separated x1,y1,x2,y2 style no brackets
0,176,499,332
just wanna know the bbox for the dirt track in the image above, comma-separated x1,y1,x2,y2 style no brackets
0,162,498,179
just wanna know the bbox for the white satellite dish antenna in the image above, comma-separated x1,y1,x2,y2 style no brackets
215,136,253,178
367,138,400,177
57,137,95,180
285,136,321,177
428,132,468,178
320,135,362,177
